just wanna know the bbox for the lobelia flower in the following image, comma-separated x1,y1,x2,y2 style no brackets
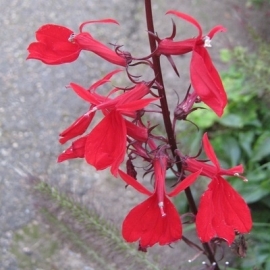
58,72,158,176
27,19,127,66
118,150,201,251
182,133,252,245
156,10,227,116
59,69,122,144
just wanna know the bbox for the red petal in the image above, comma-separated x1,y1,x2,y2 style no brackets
218,177,252,233
115,83,150,105
27,42,80,65
36,24,73,42
168,170,201,197
118,170,152,196
196,177,252,245
191,48,227,116
195,188,216,242
74,33,126,67
166,10,202,38
58,136,87,162
85,111,126,176
69,83,101,104
220,164,244,176
125,120,148,142
27,24,81,65
59,111,96,144
207,25,226,39
157,38,195,56
88,69,123,92
79,18,120,33
116,98,158,112
202,133,220,170
122,194,182,248
95,83,150,112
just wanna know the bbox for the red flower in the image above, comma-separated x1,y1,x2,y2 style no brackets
196,175,252,245
82,84,156,176
27,19,127,66
119,155,201,250
183,136,244,179
191,44,227,117
157,10,227,116
59,70,122,144
188,133,252,244
59,71,157,176
27,24,81,64
85,110,126,176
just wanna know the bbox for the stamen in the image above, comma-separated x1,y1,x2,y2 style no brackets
158,202,166,217
68,33,76,43
234,173,248,182
203,36,212,48
88,107,98,113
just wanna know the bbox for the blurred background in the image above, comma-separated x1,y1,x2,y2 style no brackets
1,0,270,269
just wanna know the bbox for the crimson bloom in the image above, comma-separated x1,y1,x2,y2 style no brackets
119,154,201,250
157,10,227,116
27,19,127,66
84,84,156,176
59,69,122,144
58,71,157,176
27,24,81,65
183,133,252,245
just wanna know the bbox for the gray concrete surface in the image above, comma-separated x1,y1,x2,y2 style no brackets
1,0,268,269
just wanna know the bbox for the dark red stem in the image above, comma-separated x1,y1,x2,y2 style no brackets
144,1,220,269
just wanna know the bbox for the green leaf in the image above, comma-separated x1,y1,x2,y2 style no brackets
218,113,244,128
239,184,269,203
220,48,231,63
238,131,255,158
252,131,270,162
188,105,218,129
223,136,241,165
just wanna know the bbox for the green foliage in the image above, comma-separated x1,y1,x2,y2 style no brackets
246,0,270,7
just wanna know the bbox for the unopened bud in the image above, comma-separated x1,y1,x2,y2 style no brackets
174,91,197,120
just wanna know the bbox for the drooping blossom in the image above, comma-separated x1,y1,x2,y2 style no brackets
27,19,127,66
119,148,201,251
58,71,158,176
85,110,126,176
59,69,122,144
156,10,227,116
182,133,252,245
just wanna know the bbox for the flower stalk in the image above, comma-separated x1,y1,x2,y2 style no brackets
144,0,198,215
144,0,220,268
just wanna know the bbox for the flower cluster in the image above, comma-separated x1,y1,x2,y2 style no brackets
27,8,252,256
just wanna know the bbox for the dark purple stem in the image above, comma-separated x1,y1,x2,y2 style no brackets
144,0,196,213
144,1,220,269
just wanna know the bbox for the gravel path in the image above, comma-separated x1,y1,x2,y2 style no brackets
0,0,266,269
